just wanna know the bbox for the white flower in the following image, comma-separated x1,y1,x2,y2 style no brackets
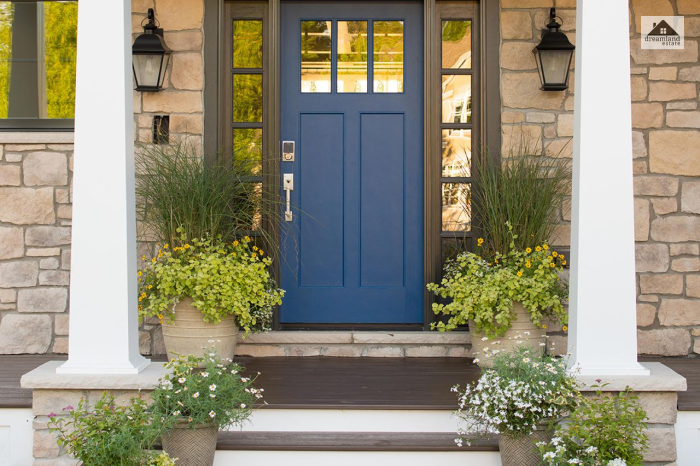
201,372,209,378
481,337,488,341
523,358,531,363
193,392,200,398
606,460,627,466
209,410,216,418
172,410,181,416
178,377,186,383
240,403,247,408
543,452,556,459
210,394,216,398
231,369,238,374
584,446,598,454
209,384,217,391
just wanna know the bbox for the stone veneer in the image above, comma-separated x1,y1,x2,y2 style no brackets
1,0,699,357
500,0,700,357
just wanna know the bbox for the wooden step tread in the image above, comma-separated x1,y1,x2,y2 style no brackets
216,431,499,452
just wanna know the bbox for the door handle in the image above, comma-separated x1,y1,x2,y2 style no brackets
283,174,294,221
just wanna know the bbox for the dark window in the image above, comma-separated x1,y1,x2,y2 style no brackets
0,1,77,130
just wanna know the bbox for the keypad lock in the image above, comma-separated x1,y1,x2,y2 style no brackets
282,141,295,162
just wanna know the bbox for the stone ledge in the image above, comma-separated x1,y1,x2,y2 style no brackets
577,363,687,392
237,331,471,345
21,360,168,390
0,132,74,144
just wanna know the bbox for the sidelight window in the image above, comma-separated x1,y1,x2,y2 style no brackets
439,18,473,261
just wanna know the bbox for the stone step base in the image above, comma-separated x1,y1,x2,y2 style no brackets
234,331,472,358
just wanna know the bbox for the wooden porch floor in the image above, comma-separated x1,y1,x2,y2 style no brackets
1,355,698,411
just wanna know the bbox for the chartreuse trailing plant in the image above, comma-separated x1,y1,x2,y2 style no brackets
151,351,263,430
138,232,284,333
453,345,579,446
428,224,568,337
537,384,648,466
48,392,175,466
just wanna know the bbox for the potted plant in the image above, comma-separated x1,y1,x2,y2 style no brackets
453,346,579,466
152,351,264,466
49,392,175,466
537,383,648,466
428,225,568,365
138,233,283,360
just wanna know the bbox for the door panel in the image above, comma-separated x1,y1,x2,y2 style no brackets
280,1,424,324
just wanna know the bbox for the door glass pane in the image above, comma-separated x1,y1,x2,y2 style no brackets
442,75,471,123
442,129,471,177
442,20,471,69
442,182,471,231
243,182,263,231
373,20,403,93
233,20,263,68
233,74,262,122
337,21,367,93
301,20,331,93
233,128,262,175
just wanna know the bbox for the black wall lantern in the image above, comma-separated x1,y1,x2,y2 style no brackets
132,8,171,92
534,8,575,91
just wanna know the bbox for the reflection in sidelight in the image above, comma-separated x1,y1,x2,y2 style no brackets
233,74,262,122
301,20,332,93
233,128,262,175
441,20,471,69
442,237,471,263
442,74,471,123
442,182,471,231
233,20,263,68
337,21,368,93
373,20,403,93
441,129,471,177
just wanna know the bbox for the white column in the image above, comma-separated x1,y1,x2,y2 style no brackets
568,0,649,376
57,0,149,374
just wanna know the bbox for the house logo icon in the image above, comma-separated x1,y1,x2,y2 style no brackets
642,16,684,50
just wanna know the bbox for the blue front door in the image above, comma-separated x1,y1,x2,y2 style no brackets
280,1,424,324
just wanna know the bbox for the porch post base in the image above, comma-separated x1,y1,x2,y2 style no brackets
56,357,151,375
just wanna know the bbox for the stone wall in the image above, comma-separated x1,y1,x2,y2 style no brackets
500,0,700,356
0,135,74,354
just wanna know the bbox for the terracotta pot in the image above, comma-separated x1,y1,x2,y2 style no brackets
498,425,553,466
161,421,218,466
161,297,239,362
469,301,546,368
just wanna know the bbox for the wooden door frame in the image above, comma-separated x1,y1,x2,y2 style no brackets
205,0,501,330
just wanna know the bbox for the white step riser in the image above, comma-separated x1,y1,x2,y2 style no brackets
234,409,459,433
676,411,700,466
213,451,502,466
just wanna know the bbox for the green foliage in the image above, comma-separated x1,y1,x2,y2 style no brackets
473,140,571,257
48,392,170,466
0,3,12,118
454,346,579,443
151,351,262,430
135,139,279,252
538,385,649,466
138,234,283,331
428,225,568,337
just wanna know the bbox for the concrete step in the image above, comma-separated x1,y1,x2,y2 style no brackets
235,331,472,358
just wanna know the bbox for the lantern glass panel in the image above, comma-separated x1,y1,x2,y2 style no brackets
538,49,571,86
133,54,168,88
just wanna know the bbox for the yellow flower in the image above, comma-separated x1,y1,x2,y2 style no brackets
138,305,143,311
184,244,190,249
244,236,251,242
517,271,523,277
164,243,169,249
543,244,549,250
525,248,532,254
494,258,499,264
231,252,236,257
137,270,142,277
549,262,555,268
477,238,484,247
562,325,568,332
148,284,153,289
158,314,164,320
560,255,565,260
535,246,542,252
525,261,531,268
542,324,547,329
138,296,143,302
562,260,567,266
547,256,553,261
152,258,156,263
142,255,146,261
552,251,558,257
253,246,258,251
259,249,264,256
